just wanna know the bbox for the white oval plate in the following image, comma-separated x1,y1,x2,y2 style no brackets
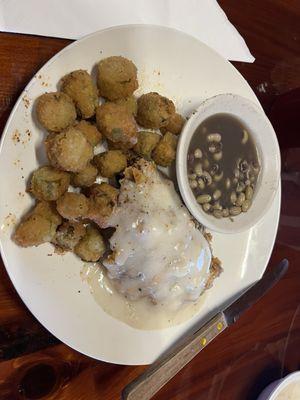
0,25,280,365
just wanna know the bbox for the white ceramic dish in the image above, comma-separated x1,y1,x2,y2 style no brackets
257,371,300,400
0,25,280,365
176,93,281,234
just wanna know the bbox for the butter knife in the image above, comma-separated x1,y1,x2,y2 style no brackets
122,259,289,400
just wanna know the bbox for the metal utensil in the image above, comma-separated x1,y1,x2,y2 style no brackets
122,259,289,400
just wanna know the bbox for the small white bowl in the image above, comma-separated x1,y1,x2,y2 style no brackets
257,371,300,400
176,93,281,234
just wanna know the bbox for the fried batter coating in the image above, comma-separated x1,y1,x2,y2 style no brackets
34,201,62,226
36,92,76,132
152,132,178,167
74,225,106,262
133,131,161,159
75,120,102,147
30,166,70,201
53,221,86,251
71,163,98,187
136,92,175,129
115,96,137,116
106,140,135,155
96,102,137,148
46,127,93,173
89,183,119,202
56,192,89,220
97,56,138,100
61,70,98,119
13,201,62,247
160,113,185,135
93,150,127,178
87,183,119,228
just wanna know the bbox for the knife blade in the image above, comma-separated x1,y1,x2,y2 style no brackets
122,259,289,400
223,258,289,326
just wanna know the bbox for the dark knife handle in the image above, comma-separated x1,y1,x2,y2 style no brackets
122,313,227,400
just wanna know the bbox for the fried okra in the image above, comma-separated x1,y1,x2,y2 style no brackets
87,183,119,228
36,92,76,132
13,201,62,247
74,225,106,262
30,166,70,201
115,96,137,116
133,131,161,159
46,127,93,173
106,140,136,155
61,70,98,119
34,201,62,225
160,113,185,135
71,163,98,187
93,150,127,178
152,132,178,167
75,120,102,147
56,192,89,220
136,92,175,129
96,102,137,148
53,221,86,251
97,56,138,101
89,183,119,202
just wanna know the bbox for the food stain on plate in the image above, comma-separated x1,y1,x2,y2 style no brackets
136,66,165,97
36,73,51,88
12,129,21,145
22,94,31,109
1,213,17,233
11,128,32,147
17,192,26,200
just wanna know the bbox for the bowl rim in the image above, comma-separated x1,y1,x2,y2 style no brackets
176,93,281,234
268,371,300,399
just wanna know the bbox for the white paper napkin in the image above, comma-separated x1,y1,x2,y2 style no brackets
0,0,254,62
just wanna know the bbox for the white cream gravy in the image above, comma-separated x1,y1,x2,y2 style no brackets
81,263,207,330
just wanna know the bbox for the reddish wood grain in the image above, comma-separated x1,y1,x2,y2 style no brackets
220,0,300,111
0,0,300,399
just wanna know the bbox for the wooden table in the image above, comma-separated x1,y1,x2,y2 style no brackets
0,1,300,399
